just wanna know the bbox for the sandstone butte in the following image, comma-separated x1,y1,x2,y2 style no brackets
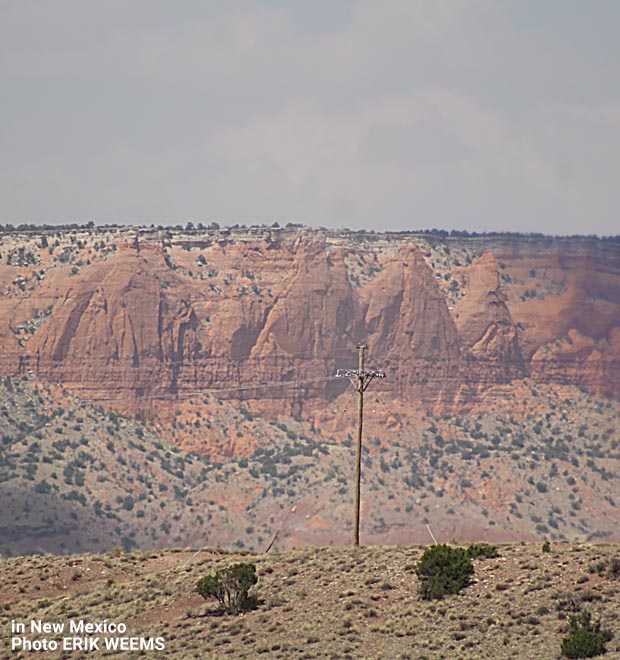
0,226,619,456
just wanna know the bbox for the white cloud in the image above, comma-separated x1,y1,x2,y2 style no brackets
205,88,564,229
1,0,619,233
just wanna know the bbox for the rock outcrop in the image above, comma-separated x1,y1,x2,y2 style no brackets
0,227,619,436
454,253,525,379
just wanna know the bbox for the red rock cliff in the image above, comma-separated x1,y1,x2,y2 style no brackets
1,228,618,423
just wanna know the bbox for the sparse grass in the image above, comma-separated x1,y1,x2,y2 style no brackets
0,543,619,659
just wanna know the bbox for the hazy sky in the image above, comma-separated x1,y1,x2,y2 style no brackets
1,1,619,234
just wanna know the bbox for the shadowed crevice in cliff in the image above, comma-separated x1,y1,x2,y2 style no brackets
164,300,201,394
50,290,96,361
230,300,275,358
454,253,526,380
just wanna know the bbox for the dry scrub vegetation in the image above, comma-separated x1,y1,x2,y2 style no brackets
1,542,619,659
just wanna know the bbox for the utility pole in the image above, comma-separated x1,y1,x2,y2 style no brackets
336,344,385,547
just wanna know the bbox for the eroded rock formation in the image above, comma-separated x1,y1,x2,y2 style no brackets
1,227,619,430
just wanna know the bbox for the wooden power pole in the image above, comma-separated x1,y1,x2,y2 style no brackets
336,344,385,547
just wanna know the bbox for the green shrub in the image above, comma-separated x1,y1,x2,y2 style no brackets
561,610,612,658
415,544,474,600
542,540,551,553
197,562,258,614
466,543,499,559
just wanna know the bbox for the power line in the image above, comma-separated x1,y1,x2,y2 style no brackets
24,351,460,365
95,374,342,403
25,350,359,366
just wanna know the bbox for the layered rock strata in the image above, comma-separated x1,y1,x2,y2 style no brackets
0,229,618,423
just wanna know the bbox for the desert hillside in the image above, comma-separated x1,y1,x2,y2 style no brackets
0,225,619,554
1,374,619,555
1,542,619,660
